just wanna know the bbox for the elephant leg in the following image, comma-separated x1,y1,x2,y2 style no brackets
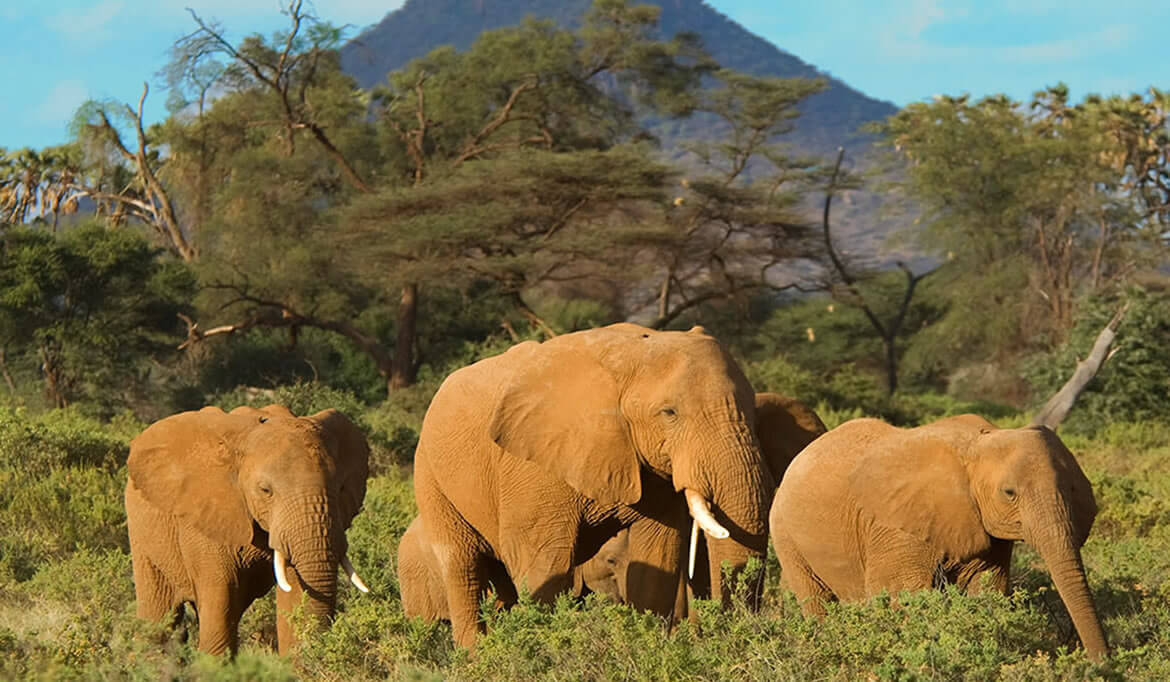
131,555,176,621
624,515,685,621
193,583,242,656
958,539,1014,595
774,530,833,616
862,530,934,600
425,502,498,648
507,542,574,604
486,557,518,609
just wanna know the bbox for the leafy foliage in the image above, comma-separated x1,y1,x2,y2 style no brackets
0,223,194,413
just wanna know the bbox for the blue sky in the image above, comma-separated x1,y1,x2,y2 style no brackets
2,0,1167,150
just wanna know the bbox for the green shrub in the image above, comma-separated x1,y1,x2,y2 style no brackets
0,409,130,583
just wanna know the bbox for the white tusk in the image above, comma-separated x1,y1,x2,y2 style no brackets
341,554,370,594
688,518,699,580
274,550,293,592
685,489,730,540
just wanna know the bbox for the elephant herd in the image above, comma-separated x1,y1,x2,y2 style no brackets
123,323,1109,661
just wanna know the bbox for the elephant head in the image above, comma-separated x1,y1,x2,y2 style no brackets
854,416,1107,659
574,529,630,602
127,404,370,650
489,324,772,611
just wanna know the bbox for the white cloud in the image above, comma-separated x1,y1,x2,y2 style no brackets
905,0,947,39
33,80,90,123
50,0,125,39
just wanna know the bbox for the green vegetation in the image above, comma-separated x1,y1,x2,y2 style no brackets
1,395,1170,679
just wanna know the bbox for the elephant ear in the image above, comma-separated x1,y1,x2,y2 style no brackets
489,345,641,506
308,409,370,527
754,393,827,483
850,430,990,559
127,407,255,548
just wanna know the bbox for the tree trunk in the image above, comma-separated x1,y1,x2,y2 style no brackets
1032,304,1128,430
884,337,899,395
0,348,16,394
389,283,419,391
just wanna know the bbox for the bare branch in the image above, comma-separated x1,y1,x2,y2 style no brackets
1031,303,1130,431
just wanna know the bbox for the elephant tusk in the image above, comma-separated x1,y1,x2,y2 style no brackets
274,550,293,593
341,554,370,594
688,518,699,580
685,489,730,540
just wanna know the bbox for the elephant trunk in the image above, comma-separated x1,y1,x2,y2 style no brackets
679,416,771,608
1027,507,1108,660
272,494,343,650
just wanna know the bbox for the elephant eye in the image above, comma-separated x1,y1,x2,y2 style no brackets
1002,487,1017,500
659,406,678,419
258,483,273,496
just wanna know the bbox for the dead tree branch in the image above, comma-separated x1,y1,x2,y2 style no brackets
1031,303,1130,431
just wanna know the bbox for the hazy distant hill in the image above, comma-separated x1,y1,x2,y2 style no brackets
340,0,910,261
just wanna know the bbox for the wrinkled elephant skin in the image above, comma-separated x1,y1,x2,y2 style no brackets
412,323,771,648
125,404,370,655
771,414,1109,660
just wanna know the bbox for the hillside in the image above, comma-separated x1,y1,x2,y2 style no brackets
340,0,907,260
341,0,896,156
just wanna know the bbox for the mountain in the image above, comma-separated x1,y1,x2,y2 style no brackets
340,0,910,262
341,0,897,157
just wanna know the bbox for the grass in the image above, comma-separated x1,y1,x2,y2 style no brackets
2,400,1169,679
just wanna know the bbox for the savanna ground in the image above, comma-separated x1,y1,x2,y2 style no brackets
3,378,1169,681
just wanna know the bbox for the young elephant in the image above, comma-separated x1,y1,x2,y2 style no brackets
397,517,628,620
125,404,371,655
771,414,1108,660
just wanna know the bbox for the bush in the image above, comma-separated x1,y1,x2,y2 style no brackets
0,409,130,583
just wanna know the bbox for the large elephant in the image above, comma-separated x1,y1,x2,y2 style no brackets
125,404,371,655
412,323,772,647
771,414,1108,660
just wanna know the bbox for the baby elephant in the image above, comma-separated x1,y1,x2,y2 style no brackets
771,414,1108,660
125,404,371,655
397,517,629,619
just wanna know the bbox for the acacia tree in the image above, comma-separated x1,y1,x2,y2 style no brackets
645,69,827,329
362,2,712,384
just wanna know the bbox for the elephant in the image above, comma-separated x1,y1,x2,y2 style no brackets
397,517,628,620
412,323,773,647
125,404,371,655
770,414,1109,660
